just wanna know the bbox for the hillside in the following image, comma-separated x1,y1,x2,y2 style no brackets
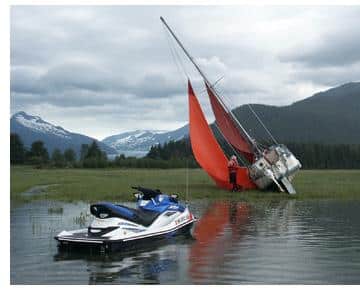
102,125,188,156
102,82,360,157
10,111,117,156
11,82,360,158
231,82,360,144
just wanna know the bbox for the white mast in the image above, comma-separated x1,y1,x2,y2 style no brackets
160,16,261,156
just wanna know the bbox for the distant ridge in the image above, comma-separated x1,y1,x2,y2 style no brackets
11,82,360,158
102,82,360,156
102,125,188,156
10,111,117,156
231,82,360,144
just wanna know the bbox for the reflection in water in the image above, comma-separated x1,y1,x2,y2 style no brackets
54,238,192,284
11,199,360,284
189,201,251,282
73,211,91,227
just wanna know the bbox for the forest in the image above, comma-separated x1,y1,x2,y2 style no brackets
10,133,360,169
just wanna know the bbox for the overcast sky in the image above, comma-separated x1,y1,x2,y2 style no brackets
10,6,360,140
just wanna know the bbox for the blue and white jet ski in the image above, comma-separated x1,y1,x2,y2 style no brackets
55,186,196,252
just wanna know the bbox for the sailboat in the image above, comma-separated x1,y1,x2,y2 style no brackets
160,17,302,194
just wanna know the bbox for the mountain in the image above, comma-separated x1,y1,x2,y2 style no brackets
231,82,360,144
102,82,360,156
102,125,188,157
13,82,358,159
10,111,117,156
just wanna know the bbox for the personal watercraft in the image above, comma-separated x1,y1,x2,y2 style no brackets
55,186,196,252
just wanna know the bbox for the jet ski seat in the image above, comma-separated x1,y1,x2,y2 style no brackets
90,202,161,227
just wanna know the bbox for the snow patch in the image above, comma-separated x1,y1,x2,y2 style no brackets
16,115,71,139
102,125,189,154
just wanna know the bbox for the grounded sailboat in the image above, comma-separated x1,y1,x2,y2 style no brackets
161,17,302,194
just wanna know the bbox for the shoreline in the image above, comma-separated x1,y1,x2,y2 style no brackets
11,166,360,203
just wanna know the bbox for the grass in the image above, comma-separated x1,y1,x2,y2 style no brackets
10,165,360,203
47,206,64,214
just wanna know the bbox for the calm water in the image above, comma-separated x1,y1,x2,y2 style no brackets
11,198,360,284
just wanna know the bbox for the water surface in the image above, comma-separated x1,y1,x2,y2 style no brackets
11,198,360,284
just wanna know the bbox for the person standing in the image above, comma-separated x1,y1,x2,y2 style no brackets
228,155,239,191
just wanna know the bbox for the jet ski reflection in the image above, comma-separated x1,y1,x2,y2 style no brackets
54,236,192,284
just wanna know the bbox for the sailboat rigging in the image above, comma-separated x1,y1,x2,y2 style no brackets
160,16,302,194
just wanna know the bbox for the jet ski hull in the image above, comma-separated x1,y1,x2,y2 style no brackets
55,219,195,252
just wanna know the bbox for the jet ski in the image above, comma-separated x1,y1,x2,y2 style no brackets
55,186,196,252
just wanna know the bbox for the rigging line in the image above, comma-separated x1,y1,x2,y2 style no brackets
215,85,276,147
216,84,278,146
162,23,190,80
199,75,225,95
163,25,187,81
208,82,260,157
196,89,251,164
163,27,192,204
194,80,248,165
161,19,250,165
171,37,191,80
212,85,242,124
207,82,239,120
213,122,249,168
247,104,278,145
186,162,189,196
160,17,260,154
256,141,267,149
255,142,267,151
207,83,260,154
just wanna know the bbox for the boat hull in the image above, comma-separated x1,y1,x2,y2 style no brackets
55,220,195,252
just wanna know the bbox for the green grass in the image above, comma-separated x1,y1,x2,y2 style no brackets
10,166,360,203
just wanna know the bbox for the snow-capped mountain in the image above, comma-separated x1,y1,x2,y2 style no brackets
102,125,189,157
14,112,71,139
11,111,117,156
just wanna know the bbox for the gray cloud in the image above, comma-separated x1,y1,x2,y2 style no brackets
280,30,360,68
278,8,360,68
10,6,360,139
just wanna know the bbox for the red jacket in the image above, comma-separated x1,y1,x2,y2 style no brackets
228,159,239,173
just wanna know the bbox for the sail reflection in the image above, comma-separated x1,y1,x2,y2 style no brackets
189,201,251,282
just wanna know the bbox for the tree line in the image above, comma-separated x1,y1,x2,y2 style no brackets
146,138,360,169
11,133,107,168
10,133,360,169
10,133,197,169
287,143,360,169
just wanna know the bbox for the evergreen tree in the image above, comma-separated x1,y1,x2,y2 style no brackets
80,144,89,161
64,148,76,166
51,148,65,168
82,141,108,168
10,133,26,164
28,140,49,165
86,141,102,159
146,138,195,161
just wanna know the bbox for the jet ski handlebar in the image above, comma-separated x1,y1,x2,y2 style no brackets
131,186,179,201
131,186,162,199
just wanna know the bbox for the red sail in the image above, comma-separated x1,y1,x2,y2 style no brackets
188,80,255,190
205,84,254,163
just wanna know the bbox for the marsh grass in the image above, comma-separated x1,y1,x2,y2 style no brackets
10,166,360,203
73,211,90,226
47,206,63,214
